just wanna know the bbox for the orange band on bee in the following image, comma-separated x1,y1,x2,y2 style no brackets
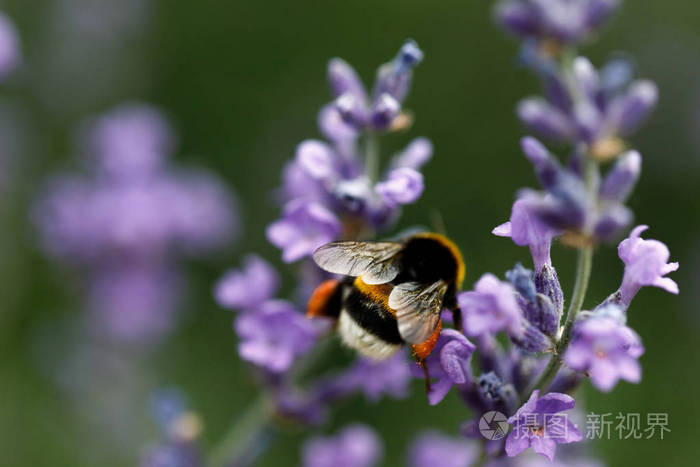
352,277,393,314
307,279,340,318
410,319,442,362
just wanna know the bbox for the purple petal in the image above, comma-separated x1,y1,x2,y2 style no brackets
535,392,575,414
505,427,532,458
530,436,556,461
375,168,424,205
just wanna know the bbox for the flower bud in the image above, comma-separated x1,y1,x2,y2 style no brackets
600,150,641,203
517,98,575,141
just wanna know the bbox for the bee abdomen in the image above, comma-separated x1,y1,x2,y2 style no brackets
345,286,403,344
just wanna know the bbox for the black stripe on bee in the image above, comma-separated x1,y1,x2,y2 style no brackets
344,287,403,345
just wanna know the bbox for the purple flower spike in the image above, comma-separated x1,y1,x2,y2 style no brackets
493,197,560,271
267,200,342,263
459,274,523,338
565,307,644,392
408,431,479,467
375,167,424,206
215,255,279,311
617,225,679,305
391,137,433,170
302,424,382,467
0,12,20,80
235,300,317,373
506,390,582,461
411,330,476,405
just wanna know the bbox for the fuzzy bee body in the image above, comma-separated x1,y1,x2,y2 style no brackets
307,233,464,362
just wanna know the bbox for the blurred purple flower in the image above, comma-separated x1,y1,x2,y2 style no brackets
235,300,318,373
375,167,424,206
266,201,342,263
407,431,479,467
338,353,412,402
410,330,476,405
495,0,621,45
506,390,582,461
459,274,523,338
565,305,644,391
0,12,20,80
81,103,174,179
302,424,382,467
617,225,679,305
215,255,279,311
35,103,237,344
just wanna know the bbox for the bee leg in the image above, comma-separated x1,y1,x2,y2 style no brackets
452,306,463,334
419,359,432,393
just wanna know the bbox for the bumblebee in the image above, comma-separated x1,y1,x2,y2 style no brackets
307,232,465,364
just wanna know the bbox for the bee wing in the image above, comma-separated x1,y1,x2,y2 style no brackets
389,280,447,344
312,241,404,285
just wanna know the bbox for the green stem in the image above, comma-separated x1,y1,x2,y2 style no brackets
364,132,380,184
208,395,270,467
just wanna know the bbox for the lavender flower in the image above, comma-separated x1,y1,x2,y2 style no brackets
266,201,342,263
515,136,637,242
410,330,476,405
459,274,523,338
268,40,431,257
617,225,679,305
36,106,236,262
331,40,423,132
493,196,560,271
495,0,620,46
565,305,644,391
506,390,582,461
517,56,657,160
215,255,279,311
302,425,382,467
235,300,318,373
407,431,479,467
0,12,20,80
35,103,237,343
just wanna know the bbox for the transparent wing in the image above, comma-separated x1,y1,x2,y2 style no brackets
312,241,403,284
389,280,447,344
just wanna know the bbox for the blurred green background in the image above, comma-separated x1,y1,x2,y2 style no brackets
1,0,698,466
